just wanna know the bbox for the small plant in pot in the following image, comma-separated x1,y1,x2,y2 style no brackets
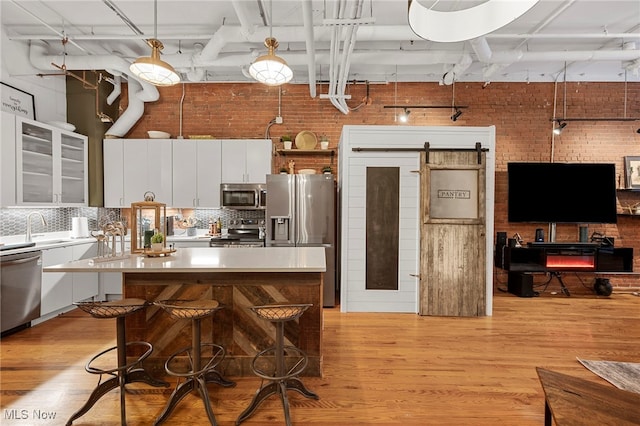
322,166,332,174
281,134,293,150
279,167,288,174
150,232,164,251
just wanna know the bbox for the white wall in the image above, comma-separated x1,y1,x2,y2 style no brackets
1,26,67,123
338,125,496,315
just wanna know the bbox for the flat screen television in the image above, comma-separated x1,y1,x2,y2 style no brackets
508,162,617,224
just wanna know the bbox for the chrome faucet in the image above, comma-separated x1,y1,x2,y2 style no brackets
26,212,47,242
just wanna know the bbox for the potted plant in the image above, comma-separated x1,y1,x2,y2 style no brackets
281,134,292,150
322,166,332,174
150,232,164,251
279,167,288,174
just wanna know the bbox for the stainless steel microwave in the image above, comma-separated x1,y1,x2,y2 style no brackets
220,183,267,210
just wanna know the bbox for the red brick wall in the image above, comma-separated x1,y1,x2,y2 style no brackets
121,81,640,290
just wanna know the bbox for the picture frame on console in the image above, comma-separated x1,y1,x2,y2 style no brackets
624,156,640,189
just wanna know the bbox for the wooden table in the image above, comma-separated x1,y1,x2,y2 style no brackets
536,367,640,426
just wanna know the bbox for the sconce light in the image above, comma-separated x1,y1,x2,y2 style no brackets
553,121,567,135
451,108,462,122
399,108,410,123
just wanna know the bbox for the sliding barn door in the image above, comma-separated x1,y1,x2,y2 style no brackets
419,150,487,316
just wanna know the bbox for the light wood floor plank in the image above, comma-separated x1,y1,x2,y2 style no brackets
1,293,639,425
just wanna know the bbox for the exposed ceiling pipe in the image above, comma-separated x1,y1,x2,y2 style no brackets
29,40,158,136
105,78,146,137
105,75,121,105
301,0,317,98
470,37,492,62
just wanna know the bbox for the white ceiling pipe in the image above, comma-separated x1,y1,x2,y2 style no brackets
105,78,145,137
301,0,317,98
231,0,257,36
11,26,640,44
29,41,158,136
336,0,364,112
106,75,121,105
487,49,640,64
470,37,492,62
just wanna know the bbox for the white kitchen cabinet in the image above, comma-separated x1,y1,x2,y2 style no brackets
221,139,271,183
41,246,73,316
172,139,222,207
103,138,173,207
40,242,99,316
71,243,99,301
1,113,88,207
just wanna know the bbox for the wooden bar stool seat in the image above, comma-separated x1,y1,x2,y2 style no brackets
67,298,169,426
153,299,235,426
236,303,319,426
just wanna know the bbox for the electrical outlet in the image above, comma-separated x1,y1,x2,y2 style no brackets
275,116,283,124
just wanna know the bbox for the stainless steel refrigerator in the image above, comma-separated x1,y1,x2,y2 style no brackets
266,174,336,307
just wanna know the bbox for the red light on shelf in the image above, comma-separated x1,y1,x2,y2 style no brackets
546,255,595,269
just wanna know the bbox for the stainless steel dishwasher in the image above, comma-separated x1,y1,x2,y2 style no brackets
1,250,42,336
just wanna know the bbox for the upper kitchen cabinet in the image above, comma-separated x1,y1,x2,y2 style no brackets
1,113,88,207
172,139,222,207
221,139,272,183
103,139,172,207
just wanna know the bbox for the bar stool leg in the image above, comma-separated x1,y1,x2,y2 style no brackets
236,321,318,426
67,316,168,426
155,317,235,426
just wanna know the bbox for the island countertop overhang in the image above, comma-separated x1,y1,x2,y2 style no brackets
43,246,327,273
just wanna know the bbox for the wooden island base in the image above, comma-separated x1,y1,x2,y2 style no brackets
123,271,323,377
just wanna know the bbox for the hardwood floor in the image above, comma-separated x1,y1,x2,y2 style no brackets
1,292,639,425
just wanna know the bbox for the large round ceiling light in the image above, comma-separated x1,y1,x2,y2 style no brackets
408,0,540,43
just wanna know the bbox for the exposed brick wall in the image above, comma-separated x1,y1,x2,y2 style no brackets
121,81,640,291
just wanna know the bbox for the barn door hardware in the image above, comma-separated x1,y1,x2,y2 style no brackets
423,142,488,164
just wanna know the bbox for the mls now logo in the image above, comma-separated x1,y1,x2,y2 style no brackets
4,408,57,421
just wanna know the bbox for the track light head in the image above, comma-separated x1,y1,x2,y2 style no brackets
399,108,410,123
451,109,462,122
553,121,567,135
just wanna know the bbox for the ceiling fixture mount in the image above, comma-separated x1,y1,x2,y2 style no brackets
129,0,180,87
249,0,292,86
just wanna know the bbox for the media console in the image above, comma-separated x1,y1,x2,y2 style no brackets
495,242,634,297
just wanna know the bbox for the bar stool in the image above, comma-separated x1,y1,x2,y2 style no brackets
153,299,235,426
237,303,319,426
68,298,169,426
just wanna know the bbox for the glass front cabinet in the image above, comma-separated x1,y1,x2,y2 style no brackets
3,115,88,206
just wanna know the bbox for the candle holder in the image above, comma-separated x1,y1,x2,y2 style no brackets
131,192,166,253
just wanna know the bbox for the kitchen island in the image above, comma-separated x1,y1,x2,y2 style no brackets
44,247,326,377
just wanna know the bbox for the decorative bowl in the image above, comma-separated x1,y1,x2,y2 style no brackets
298,169,316,174
147,130,171,139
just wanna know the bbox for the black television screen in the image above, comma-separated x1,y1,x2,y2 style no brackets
508,162,617,224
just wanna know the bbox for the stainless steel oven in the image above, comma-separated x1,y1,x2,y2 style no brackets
220,183,267,210
209,218,265,247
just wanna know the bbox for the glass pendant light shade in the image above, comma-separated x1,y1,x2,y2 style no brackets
249,37,293,86
129,39,180,86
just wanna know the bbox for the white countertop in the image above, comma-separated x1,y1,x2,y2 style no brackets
43,247,326,273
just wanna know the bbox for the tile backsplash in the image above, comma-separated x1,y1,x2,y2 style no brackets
0,207,265,236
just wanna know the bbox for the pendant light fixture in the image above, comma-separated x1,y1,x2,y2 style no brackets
249,0,293,86
129,0,180,86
